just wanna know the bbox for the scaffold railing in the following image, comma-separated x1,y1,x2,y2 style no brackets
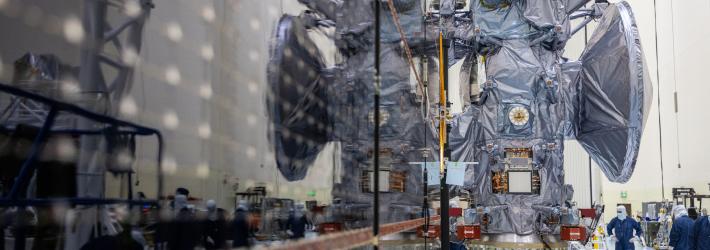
261,216,441,250
0,81,163,207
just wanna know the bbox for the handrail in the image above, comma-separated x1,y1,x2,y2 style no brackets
0,83,160,135
261,216,440,250
0,198,158,207
0,82,163,206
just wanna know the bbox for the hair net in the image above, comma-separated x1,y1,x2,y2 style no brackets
175,187,189,196
673,205,688,219
295,202,306,211
174,194,188,211
205,199,218,220
236,205,247,212
616,205,628,220
617,205,627,215
236,199,248,212
206,199,216,210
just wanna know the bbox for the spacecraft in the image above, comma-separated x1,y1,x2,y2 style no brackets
266,0,652,248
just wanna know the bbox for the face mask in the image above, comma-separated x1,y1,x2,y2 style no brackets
617,212,626,220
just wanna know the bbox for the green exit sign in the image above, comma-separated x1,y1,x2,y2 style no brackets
307,190,316,197
620,191,628,199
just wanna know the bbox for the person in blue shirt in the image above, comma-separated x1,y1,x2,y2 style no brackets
690,215,710,250
232,204,251,248
670,205,694,250
286,204,311,239
607,206,643,250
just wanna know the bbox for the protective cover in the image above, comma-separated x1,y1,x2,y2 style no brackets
521,0,572,50
334,0,425,54
522,0,567,29
3,53,79,128
297,0,339,21
448,0,650,236
472,0,536,40
381,0,425,43
575,2,652,183
267,15,330,181
267,0,650,236
449,38,573,234
11,53,79,99
267,0,438,227
12,53,64,84
565,0,592,14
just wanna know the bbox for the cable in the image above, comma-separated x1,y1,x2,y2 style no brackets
535,214,553,250
385,0,427,96
652,0,666,200
584,14,594,208
421,3,429,249
668,0,682,171
420,0,430,121
373,1,382,248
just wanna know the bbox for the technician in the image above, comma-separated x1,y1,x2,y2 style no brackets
669,205,694,250
607,206,643,250
690,213,710,250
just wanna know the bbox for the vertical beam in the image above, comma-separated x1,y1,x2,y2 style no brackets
79,0,108,94
8,108,59,199
652,0,666,200
421,1,429,241
585,24,594,207
589,156,593,206
70,1,152,248
77,0,109,201
438,32,450,250
373,0,382,248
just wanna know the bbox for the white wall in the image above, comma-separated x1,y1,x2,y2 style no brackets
656,0,710,200
0,0,336,210
119,0,338,209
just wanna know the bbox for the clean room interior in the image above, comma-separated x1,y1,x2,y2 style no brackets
0,0,709,249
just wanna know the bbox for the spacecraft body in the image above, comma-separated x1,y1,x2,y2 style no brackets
450,0,652,238
268,0,437,227
267,0,652,242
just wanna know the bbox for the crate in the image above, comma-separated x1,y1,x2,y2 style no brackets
318,222,343,235
435,207,463,217
580,208,597,218
416,225,440,238
560,226,586,241
456,225,481,240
